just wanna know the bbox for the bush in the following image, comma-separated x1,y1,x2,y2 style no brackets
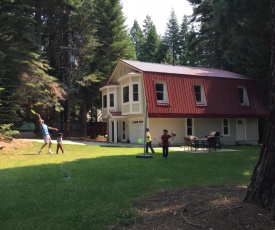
0,124,20,139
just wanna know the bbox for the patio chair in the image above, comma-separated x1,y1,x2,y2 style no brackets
207,136,217,151
189,136,199,150
183,137,191,150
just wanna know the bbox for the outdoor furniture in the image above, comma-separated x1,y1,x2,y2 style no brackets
183,137,191,150
196,138,208,150
208,131,222,149
207,136,217,151
189,136,199,150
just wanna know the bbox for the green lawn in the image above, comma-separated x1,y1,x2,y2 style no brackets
0,143,260,230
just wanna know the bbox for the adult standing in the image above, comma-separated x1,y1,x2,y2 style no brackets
36,114,58,154
161,129,172,159
145,128,155,154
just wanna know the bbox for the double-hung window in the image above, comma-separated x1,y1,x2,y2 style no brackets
109,93,114,107
222,118,230,136
186,118,193,136
238,86,250,106
123,86,129,103
133,84,139,101
193,84,206,105
155,82,168,104
103,95,107,108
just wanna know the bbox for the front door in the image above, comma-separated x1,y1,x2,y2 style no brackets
236,119,245,141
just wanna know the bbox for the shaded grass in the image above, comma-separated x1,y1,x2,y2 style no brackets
0,143,260,230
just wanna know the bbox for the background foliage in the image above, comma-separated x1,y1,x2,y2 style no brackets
0,0,271,130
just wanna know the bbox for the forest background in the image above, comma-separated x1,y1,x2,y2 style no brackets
0,0,271,136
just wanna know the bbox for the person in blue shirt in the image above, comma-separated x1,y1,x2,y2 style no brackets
36,114,58,154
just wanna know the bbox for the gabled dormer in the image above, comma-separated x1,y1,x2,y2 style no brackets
100,83,119,119
118,72,143,115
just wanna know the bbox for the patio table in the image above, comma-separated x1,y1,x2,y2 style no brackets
195,138,208,150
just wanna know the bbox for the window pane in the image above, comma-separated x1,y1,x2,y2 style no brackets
187,118,192,126
156,83,164,91
223,119,228,126
194,85,201,102
187,127,192,136
187,118,193,136
110,94,114,107
224,127,229,135
156,83,164,101
157,92,163,100
123,86,129,103
238,88,244,104
133,84,139,101
103,95,107,108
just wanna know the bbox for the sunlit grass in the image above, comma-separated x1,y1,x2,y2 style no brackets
0,142,260,230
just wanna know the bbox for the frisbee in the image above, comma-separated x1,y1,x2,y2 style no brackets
137,138,143,144
31,109,37,114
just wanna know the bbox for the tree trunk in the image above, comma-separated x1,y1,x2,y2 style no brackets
80,89,87,137
244,0,275,219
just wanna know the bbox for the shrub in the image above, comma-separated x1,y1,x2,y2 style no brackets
0,124,20,139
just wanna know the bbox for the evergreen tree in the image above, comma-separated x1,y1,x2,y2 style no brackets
0,0,70,123
130,20,145,60
141,24,159,62
155,39,170,63
163,9,181,65
188,0,222,68
142,15,153,38
179,15,190,65
91,0,136,77
187,0,271,86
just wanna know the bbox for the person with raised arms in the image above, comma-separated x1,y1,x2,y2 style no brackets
36,113,58,155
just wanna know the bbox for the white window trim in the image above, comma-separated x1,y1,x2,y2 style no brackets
132,83,139,102
122,85,130,103
222,118,230,136
155,81,169,104
193,84,207,106
109,93,114,108
122,83,140,104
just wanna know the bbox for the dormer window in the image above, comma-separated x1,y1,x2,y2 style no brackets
103,95,107,108
109,93,114,107
133,84,139,101
238,86,250,106
193,84,207,105
155,82,169,104
123,86,129,103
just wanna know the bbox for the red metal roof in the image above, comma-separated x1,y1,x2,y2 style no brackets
142,72,267,118
121,60,249,79
109,60,267,118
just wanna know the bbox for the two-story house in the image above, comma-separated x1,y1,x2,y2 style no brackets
100,60,267,146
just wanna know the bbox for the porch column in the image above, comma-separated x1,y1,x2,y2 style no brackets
114,119,118,143
109,119,112,143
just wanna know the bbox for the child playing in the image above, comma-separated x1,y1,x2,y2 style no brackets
161,129,172,159
56,133,64,154
36,113,58,154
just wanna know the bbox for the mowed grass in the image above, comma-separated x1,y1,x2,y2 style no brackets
0,142,260,230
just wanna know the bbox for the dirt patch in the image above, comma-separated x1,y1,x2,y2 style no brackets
113,186,275,230
0,138,33,151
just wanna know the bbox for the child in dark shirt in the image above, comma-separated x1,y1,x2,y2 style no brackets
161,129,172,159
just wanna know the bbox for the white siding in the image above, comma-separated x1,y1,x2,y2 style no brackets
148,118,185,146
246,118,259,145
